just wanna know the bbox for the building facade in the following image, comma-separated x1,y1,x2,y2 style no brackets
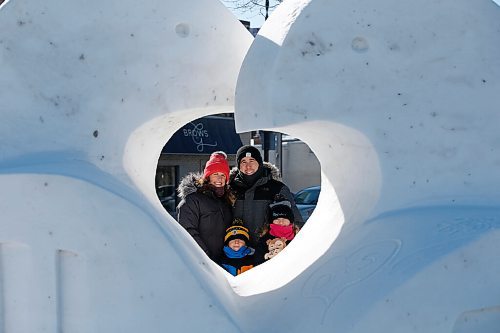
156,115,320,216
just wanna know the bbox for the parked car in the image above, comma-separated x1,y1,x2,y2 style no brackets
293,185,320,222
156,185,176,217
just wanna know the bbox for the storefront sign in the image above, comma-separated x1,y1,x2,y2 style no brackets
161,116,243,154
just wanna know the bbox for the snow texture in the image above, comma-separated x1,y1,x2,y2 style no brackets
1,0,500,332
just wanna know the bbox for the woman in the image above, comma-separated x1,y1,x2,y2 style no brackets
177,151,233,261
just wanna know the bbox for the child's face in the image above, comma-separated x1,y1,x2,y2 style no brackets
228,238,246,251
273,217,291,226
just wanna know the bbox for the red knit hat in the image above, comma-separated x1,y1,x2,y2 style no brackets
203,151,230,181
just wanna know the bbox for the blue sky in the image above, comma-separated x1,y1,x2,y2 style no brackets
234,10,266,28
225,0,500,28
221,1,269,28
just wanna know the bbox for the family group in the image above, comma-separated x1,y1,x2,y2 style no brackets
176,145,304,276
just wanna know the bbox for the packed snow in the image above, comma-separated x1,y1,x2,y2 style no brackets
1,0,499,332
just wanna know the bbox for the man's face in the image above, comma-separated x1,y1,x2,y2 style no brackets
239,156,259,175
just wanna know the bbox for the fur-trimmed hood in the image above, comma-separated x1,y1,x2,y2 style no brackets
177,172,231,202
229,161,282,183
177,172,203,200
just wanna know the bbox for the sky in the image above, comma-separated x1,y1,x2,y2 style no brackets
224,0,500,28
1,0,500,332
220,0,271,27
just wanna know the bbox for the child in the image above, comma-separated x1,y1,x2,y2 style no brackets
255,198,300,264
219,219,256,276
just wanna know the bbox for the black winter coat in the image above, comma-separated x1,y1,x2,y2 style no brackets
177,173,233,261
229,163,304,247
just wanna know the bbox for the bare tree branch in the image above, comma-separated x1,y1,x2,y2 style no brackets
222,0,283,20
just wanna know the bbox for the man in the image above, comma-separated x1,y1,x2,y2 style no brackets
228,145,304,246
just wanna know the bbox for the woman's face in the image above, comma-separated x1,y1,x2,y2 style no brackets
208,172,227,187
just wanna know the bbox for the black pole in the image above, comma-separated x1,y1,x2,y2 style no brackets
263,130,271,162
276,132,282,176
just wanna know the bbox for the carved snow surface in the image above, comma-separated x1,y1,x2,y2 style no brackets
1,0,500,332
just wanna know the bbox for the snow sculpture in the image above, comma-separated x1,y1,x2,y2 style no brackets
233,0,500,332
1,0,500,332
0,0,251,331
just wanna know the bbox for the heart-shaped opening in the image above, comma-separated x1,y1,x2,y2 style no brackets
151,114,332,291
122,107,386,296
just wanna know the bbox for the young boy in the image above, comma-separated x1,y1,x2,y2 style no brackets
219,219,255,276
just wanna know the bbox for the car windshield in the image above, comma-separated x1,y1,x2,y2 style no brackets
294,188,319,205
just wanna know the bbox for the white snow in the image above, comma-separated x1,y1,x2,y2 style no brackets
1,0,500,332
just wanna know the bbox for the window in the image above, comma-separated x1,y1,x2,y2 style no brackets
155,166,179,217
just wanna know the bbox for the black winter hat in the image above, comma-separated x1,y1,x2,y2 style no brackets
236,145,263,167
269,199,294,224
224,218,250,245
